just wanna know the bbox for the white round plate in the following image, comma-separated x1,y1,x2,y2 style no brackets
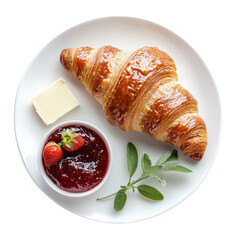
15,17,221,223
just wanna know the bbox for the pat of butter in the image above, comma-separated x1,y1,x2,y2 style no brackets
32,78,79,125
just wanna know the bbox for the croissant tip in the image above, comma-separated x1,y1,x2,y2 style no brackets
189,152,203,161
60,49,67,69
181,139,207,161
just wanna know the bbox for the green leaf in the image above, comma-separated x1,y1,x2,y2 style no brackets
71,133,78,138
164,165,192,173
163,160,178,166
156,151,172,165
156,150,178,166
72,139,78,143
141,165,163,178
114,189,127,211
127,142,138,177
66,142,73,150
150,174,166,187
161,160,178,170
137,185,164,200
141,153,152,172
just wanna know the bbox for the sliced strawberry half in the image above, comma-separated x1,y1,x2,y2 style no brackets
59,128,85,152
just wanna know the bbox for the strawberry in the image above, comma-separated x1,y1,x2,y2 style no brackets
43,141,63,167
59,128,85,152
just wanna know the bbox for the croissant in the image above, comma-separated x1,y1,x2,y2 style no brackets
60,46,207,160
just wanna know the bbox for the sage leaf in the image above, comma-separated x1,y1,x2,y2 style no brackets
163,160,178,167
150,174,167,187
141,153,152,172
166,150,178,163
156,150,178,166
164,165,192,173
137,185,164,200
156,150,172,166
141,165,162,178
114,189,127,211
161,160,178,170
127,142,138,177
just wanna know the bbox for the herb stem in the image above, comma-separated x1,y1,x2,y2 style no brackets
131,176,148,185
97,192,118,201
127,176,132,186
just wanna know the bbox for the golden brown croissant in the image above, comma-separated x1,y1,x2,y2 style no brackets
60,46,207,160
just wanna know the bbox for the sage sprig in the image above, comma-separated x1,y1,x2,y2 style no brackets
97,142,192,211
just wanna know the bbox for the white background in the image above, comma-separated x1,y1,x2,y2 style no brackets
1,0,239,239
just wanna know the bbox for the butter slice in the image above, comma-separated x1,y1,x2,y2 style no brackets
32,78,79,125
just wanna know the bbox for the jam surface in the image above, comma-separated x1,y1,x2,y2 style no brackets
42,124,109,193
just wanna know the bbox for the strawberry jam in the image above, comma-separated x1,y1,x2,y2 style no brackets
42,124,109,193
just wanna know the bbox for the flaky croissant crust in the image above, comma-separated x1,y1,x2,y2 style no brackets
60,46,207,160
